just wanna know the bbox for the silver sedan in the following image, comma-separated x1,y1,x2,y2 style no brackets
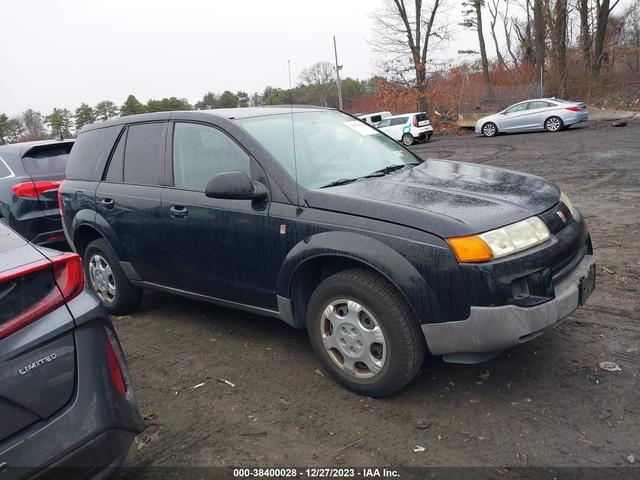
475,98,588,137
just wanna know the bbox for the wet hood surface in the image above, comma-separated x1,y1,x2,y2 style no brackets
305,159,561,238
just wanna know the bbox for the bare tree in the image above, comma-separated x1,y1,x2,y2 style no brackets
487,0,507,68
579,0,593,71
501,0,520,66
298,61,338,107
461,0,493,97
371,0,448,111
592,0,623,75
551,0,568,95
514,0,535,64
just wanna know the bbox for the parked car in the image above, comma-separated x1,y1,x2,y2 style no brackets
377,112,433,145
357,111,392,127
0,139,74,247
475,98,588,137
60,107,595,397
0,222,142,478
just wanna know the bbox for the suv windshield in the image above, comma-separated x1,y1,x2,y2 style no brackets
238,110,421,189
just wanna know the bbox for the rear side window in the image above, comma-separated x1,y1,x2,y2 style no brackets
66,126,122,181
123,123,164,186
370,115,382,123
529,101,553,109
390,117,408,126
22,145,72,177
172,122,251,191
105,130,127,183
0,157,13,179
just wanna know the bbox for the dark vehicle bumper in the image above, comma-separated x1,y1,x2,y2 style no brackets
1,210,66,247
0,292,143,480
423,253,596,362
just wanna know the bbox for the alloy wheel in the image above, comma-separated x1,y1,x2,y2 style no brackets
320,299,386,378
482,123,496,136
546,117,561,132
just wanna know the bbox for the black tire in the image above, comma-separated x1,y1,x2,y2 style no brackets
482,122,498,137
426,133,433,142
83,238,142,315
401,133,415,146
544,116,563,132
306,269,425,397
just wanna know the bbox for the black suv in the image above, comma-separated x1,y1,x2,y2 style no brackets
60,107,595,397
0,139,74,246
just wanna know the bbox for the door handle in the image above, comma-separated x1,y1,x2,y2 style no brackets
99,198,115,209
169,205,188,218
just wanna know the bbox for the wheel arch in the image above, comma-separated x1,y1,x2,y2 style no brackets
276,231,435,329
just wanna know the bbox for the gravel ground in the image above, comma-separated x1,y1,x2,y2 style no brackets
115,120,640,473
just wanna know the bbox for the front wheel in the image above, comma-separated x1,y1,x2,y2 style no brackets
401,133,415,146
545,116,563,132
307,269,425,397
482,122,497,137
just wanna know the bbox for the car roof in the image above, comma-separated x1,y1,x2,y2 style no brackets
358,111,391,117
0,139,75,158
80,106,335,133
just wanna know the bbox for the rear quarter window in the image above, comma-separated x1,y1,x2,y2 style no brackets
123,123,164,186
0,157,13,179
66,126,123,181
391,117,409,126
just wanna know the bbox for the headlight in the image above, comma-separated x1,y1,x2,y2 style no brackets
447,217,551,263
560,191,577,217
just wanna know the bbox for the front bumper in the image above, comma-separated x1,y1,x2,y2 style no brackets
422,253,595,363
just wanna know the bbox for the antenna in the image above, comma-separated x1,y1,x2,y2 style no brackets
333,36,343,111
288,60,301,211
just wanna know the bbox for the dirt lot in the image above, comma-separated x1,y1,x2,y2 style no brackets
115,120,639,472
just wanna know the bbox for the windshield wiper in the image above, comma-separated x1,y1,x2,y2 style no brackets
320,178,359,188
367,163,417,177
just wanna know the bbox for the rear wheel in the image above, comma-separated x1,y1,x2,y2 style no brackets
307,269,425,397
84,238,142,314
545,116,563,132
482,122,497,137
401,133,415,146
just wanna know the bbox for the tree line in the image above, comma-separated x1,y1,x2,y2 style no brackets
0,61,374,144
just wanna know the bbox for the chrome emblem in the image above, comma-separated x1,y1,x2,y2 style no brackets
556,210,567,223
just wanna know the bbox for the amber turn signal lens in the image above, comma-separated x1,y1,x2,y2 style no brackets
446,235,494,263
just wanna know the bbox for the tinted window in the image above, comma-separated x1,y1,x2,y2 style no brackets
529,101,553,109
66,126,122,181
172,123,251,191
371,115,382,123
105,129,127,183
505,103,529,113
0,157,12,179
415,113,428,122
123,123,164,186
22,145,72,177
390,117,409,126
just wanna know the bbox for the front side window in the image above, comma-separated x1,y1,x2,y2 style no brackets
238,110,421,190
172,123,251,191
123,123,164,185
377,119,391,128
505,103,529,114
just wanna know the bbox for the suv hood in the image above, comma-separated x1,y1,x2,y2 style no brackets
304,159,560,238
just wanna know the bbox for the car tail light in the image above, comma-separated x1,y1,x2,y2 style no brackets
12,180,63,198
105,329,127,396
413,116,419,127
565,106,581,112
0,253,84,340
57,180,65,214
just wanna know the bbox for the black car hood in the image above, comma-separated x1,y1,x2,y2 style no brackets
304,159,560,238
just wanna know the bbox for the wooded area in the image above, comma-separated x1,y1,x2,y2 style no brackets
1,0,638,143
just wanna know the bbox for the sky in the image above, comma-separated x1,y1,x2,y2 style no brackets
0,0,480,116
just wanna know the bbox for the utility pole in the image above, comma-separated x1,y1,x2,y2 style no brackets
333,35,343,110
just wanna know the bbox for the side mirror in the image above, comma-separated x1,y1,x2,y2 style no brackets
205,171,268,201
